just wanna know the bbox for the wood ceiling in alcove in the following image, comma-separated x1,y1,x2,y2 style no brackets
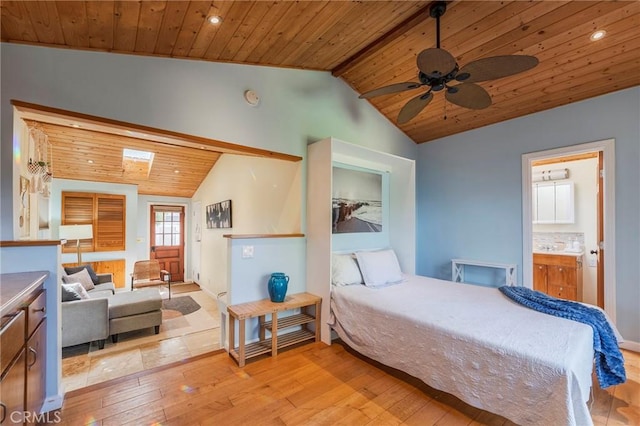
15,102,301,198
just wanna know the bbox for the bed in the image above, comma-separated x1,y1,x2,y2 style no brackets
328,250,603,426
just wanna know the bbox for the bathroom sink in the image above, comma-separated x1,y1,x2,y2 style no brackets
533,249,583,256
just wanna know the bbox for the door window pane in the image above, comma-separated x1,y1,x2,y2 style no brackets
154,209,182,246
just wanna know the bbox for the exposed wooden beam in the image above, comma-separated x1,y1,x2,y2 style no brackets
12,100,303,162
331,2,434,78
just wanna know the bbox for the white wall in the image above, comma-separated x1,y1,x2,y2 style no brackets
191,154,302,297
1,244,63,410
416,87,640,344
306,137,416,343
533,158,598,304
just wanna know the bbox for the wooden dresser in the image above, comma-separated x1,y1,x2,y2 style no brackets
533,253,583,301
0,271,48,425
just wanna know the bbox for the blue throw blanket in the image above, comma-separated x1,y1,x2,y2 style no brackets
499,286,626,388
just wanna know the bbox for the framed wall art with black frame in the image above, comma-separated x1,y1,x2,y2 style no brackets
206,199,232,229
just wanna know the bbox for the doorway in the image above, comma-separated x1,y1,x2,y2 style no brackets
522,139,616,322
150,205,185,282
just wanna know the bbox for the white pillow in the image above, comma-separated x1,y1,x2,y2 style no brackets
63,268,95,291
331,253,363,286
62,282,90,300
355,249,403,287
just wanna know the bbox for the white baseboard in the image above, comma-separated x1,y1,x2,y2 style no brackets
620,340,640,353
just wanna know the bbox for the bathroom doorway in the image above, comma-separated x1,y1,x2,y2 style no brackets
522,139,616,320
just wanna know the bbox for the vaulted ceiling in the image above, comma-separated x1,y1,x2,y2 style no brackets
2,1,639,194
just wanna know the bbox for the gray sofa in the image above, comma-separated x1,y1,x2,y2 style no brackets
61,272,163,350
61,273,115,349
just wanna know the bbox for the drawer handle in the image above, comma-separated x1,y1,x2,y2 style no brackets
0,402,6,423
28,346,37,368
33,307,46,313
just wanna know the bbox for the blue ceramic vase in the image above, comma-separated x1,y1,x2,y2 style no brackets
268,272,289,303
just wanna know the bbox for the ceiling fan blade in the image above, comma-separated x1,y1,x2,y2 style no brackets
397,92,434,124
458,55,539,83
359,82,423,99
445,83,491,109
417,48,456,78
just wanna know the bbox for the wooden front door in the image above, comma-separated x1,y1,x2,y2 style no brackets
150,205,184,282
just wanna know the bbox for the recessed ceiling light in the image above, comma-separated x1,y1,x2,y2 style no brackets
208,15,223,25
174,170,180,174
87,159,94,164
71,123,80,128
590,30,606,41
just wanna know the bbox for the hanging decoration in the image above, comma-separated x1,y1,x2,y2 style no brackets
26,122,53,198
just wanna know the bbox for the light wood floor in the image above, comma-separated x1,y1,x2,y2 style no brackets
57,342,639,425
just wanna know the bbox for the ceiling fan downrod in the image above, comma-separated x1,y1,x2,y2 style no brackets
429,1,447,49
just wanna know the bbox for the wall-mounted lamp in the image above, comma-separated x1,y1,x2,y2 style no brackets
59,224,93,264
532,168,569,182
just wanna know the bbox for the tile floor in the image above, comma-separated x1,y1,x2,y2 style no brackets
61,288,222,392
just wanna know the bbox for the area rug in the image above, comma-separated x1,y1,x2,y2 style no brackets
162,295,201,320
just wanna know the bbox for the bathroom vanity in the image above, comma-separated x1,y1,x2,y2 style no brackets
533,252,583,301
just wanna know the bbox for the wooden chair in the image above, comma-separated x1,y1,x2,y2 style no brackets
131,260,172,299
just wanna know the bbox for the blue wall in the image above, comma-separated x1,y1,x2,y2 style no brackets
0,42,417,241
416,87,640,342
1,244,62,408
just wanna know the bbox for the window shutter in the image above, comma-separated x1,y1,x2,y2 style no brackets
61,192,94,254
61,192,126,253
95,195,126,251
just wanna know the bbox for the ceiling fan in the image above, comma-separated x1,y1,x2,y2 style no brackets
359,1,539,124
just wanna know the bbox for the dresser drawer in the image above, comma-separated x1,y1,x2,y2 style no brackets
0,310,25,374
26,290,46,339
547,284,577,301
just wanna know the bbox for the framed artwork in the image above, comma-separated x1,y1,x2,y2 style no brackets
206,199,232,229
332,165,382,234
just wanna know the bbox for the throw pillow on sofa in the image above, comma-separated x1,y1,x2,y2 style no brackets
63,268,96,291
62,282,90,300
64,264,100,285
61,283,83,301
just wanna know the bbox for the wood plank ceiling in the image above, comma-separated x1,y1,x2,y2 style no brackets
15,101,301,197
2,1,639,191
27,120,222,198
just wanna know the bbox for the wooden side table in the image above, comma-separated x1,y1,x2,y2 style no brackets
227,292,321,367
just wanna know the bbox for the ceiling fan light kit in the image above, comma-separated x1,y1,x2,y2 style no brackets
360,1,539,124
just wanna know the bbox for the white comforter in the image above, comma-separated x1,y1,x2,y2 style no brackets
330,275,595,426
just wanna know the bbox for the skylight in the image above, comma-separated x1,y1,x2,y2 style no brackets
122,148,154,179
123,148,154,161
